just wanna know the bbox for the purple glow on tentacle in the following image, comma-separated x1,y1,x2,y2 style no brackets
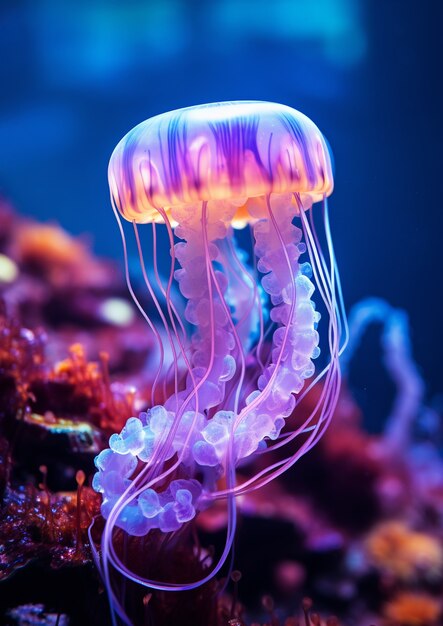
156,212,191,343
319,197,349,356
138,159,189,354
97,192,342,521
166,201,238,415
150,221,182,407
203,238,247,417
101,200,239,516
133,222,182,405
209,196,343,499
222,234,261,349
272,198,347,434
99,201,238,594
111,198,165,408
246,223,268,372
228,194,312,458
271,198,346,425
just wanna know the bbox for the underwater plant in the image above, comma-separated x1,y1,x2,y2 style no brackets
92,101,347,619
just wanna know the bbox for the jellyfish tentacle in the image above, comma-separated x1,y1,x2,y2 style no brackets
101,199,241,590
96,200,240,537
322,197,349,355
257,200,344,458
265,202,343,451
229,194,320,459
205,229,263,416
246,222,268,372
167,200,238,415
210,204,343,500
151,218,191,405
138,159,189,352
220,234,261,351
100,192,340,529
133,222,183,405
98,201,239,593
111,198,166,407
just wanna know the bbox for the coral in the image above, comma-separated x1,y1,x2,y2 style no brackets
365,521,443,581
0,301,46,421
0,303,134,428
0,469,101,580
49,343,135,431
0,299,136,589
14,222,110,289
383,592,441,626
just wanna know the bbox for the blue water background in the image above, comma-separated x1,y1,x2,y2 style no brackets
0,0,442,402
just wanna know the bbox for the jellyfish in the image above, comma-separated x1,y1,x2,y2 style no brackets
92,101,347,618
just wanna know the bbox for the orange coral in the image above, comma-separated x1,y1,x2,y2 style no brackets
0,304,46,417
14,222,110,288
365,521,443,581
383,592,441,626
0,306,134,432
51,343,135,430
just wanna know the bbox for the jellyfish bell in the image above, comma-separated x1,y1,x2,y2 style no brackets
94,101,347,614
108,100,333,226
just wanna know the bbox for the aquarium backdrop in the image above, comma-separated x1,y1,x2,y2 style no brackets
1,2,441,375
0,1,442,625
1,1,442,386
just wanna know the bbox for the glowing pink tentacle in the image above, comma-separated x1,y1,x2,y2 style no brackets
133,222,181,404
101,202,237,594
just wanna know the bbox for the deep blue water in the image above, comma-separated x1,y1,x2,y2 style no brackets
0,0,442,398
